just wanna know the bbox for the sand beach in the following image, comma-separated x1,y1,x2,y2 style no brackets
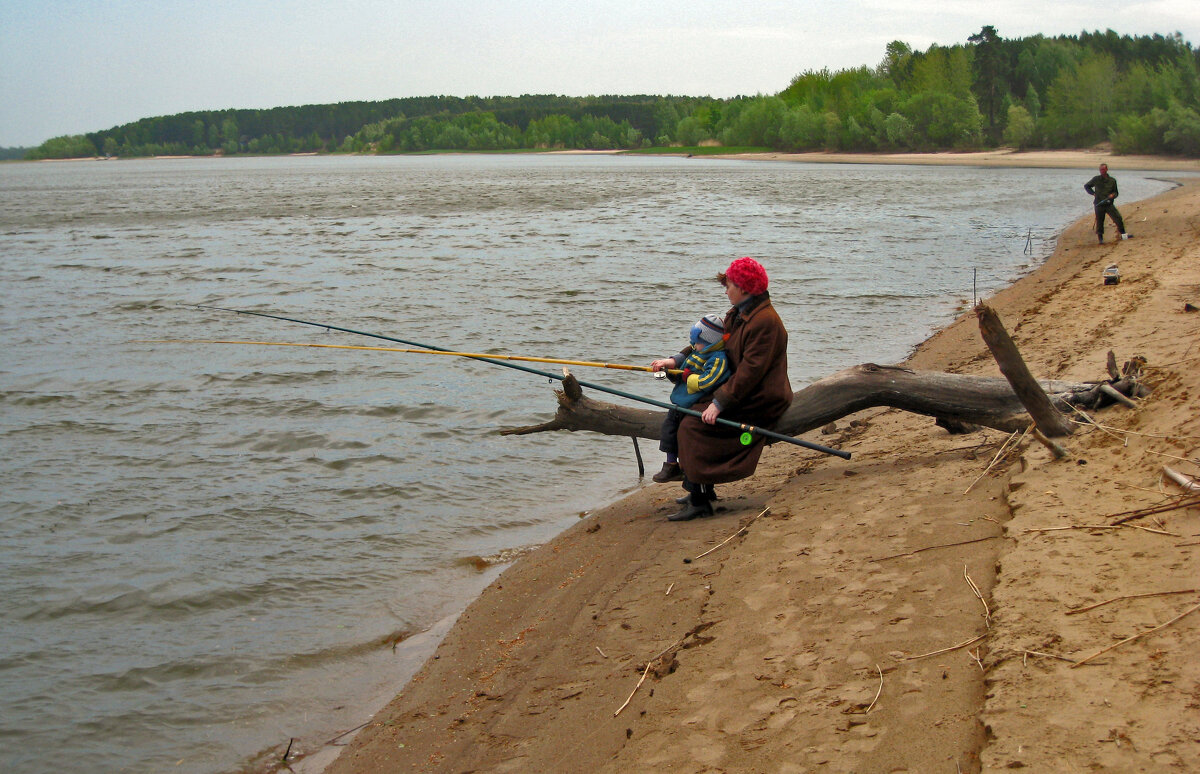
719,148,1200,172
291,152,1200,773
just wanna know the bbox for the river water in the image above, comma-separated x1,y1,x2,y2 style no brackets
0,154,1175,773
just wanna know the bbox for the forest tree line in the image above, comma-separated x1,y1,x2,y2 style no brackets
24,27,1200,160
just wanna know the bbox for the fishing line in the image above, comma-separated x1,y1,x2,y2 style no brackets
144,339,683,375
189,303,850,459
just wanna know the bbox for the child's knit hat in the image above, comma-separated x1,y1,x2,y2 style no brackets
690,314,725,348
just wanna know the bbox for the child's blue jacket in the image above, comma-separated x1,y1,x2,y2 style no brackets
669,342,730,408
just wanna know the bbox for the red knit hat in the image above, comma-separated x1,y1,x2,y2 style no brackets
723,257,769,295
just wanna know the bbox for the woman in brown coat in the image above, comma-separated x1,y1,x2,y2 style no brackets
662,257,792,521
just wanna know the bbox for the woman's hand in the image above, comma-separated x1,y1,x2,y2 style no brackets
701,403,721,424
650,358,674,372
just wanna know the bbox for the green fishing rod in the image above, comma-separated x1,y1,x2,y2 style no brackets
190,303,850,459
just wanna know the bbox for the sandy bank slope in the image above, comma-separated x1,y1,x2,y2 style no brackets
324,180,1199,774
712,149,1200,171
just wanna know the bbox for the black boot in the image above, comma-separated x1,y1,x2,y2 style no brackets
675,485,716,504
669,488,714,521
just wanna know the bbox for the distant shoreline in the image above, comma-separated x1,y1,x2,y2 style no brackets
13,148,1200,172
705,148,1200,171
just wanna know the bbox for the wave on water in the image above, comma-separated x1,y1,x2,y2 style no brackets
307,453,404,471
457,544,541,570
0,391,84,408
205,368,344,385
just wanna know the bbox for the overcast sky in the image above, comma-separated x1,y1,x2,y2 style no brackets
2,1,1198,147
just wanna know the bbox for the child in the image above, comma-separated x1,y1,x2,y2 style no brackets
650,313,730,483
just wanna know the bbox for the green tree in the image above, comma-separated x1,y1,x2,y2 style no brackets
26,134,97,159
1043,52,1118,146
780,68,835,110
525,114,577,147
675,116,710,146
843,116,875,149
722,96,787,147
220,117,240,154
1163,101,1200,154
778,104,825,149
883,112,914,149
1002,105,1036,148
902,92,983,149
652,101,682,143
911,45,974,101
1113,62,1166,115
1024,84,1042,118
879,40,915,88
822,111,841,149
1013,37,1082,104
969,25,1011,142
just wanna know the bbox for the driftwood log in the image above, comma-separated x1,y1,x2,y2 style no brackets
505,304,1146,454
976,304,1074,438
503,362,1144,444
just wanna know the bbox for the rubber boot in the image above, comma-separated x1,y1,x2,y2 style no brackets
675,484,716,504
669,487,715,521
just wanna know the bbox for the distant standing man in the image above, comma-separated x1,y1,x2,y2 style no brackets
1084,163,1131,243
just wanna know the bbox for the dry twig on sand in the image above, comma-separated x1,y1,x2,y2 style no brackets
689,507,769,561
1067,420,1200,441
905,633,988,661
964,428,1028,494
613,663,651,716
1146,355,1200,369
1022,649,1075,665
1071,598,1200,668
1114,480,1174,496
1144,449,1200,466
1066,403,1125,442
964,565,990,628
326,721,371,746
1121,523,1180,536
1108,493,1200,525
1032,427,1072,459
1065,588,1200,615
614,629,698,716
865,665,883,713
872,535,1001,563
1025,524,1180,537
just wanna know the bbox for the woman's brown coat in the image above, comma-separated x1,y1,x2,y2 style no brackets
678,293,792,484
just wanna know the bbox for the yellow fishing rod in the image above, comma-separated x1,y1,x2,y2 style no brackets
142,339,685,375
181,303,850,459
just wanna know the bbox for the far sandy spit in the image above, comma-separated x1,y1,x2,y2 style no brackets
711,148,1200,172
267,151,1200,773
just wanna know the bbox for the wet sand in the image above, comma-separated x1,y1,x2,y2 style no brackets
301,153,1200,773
